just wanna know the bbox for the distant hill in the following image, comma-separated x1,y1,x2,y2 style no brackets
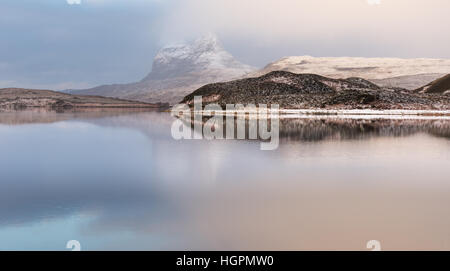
182,71,450,110
371,73,445,90
68,34,254,105
251,56,450,89
416,74,450,94
0,88,161,109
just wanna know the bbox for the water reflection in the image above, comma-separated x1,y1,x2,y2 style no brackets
0,108,165,125
178,113,450,142
0,110,449,250
278,118,450,141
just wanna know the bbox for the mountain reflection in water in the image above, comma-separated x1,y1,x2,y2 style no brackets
0,110,449,250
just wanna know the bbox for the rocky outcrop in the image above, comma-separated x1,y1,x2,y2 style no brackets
181,71,450,110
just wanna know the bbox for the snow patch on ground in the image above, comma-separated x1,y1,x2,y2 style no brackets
268,76,295,85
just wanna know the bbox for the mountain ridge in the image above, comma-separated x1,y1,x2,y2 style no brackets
69,34,254,105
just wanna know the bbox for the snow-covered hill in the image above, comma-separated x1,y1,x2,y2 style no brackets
252,56,450,89
70,34,254,104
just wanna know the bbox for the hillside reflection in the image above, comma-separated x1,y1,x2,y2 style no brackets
277,118,450,141
179,115,450,142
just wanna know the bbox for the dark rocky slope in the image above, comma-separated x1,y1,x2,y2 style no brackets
416,74,450,94
182,71,450,110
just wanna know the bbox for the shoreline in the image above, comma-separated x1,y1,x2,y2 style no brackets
189,108,450,117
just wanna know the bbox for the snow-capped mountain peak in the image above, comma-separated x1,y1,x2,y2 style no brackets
146,34,253,81
72,34,254,104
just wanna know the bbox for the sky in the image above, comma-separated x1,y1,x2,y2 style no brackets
1,0,450,90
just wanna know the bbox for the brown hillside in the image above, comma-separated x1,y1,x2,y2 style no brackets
417,74,450,94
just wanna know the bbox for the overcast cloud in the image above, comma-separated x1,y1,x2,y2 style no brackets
1,0,449,89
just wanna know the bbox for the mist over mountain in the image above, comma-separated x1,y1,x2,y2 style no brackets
69,34,254,105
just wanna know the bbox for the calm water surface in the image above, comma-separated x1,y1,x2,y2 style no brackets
0,110,449,250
